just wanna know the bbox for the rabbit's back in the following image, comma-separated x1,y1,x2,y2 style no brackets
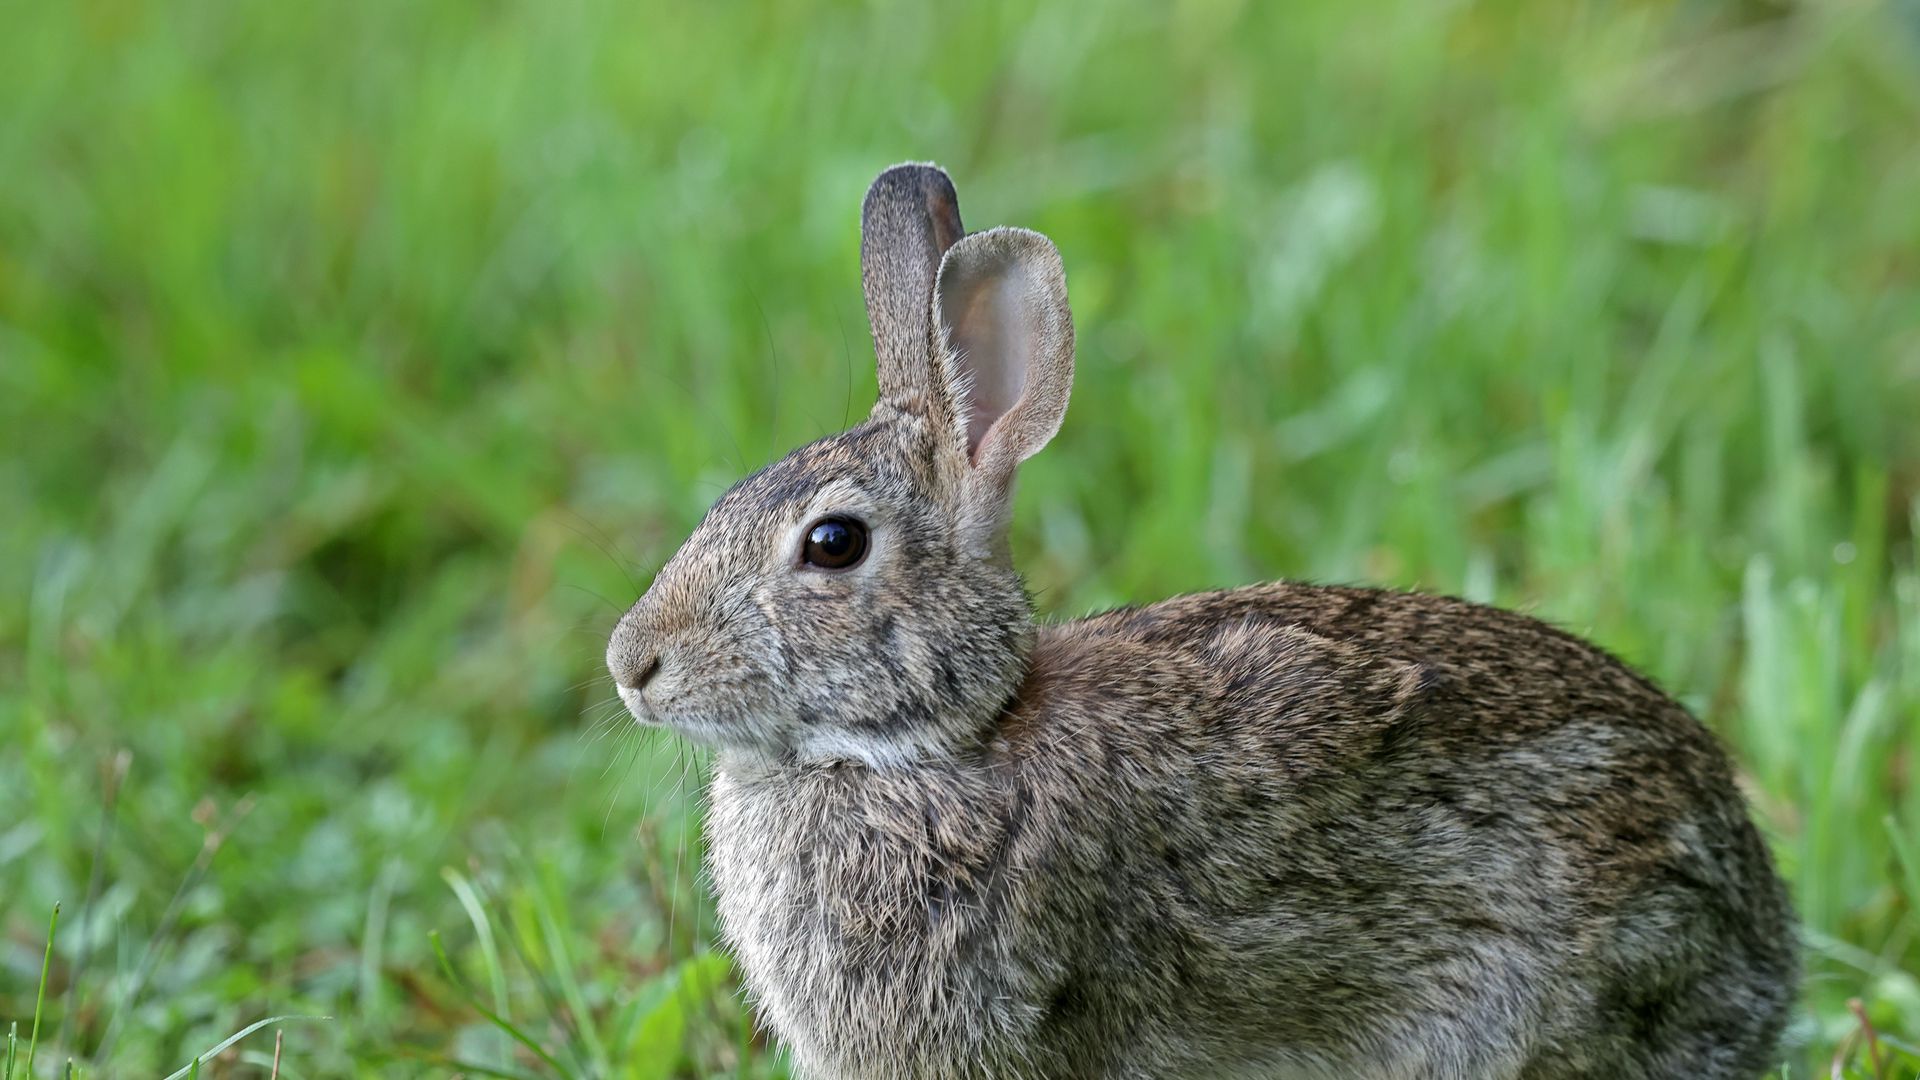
706,581,1796,1079
1018,583,1796,1075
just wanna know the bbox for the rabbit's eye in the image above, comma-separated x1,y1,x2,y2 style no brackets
801,517,868,570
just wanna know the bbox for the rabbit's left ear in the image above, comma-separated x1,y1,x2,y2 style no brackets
862,163,965,417
933,226,1074,530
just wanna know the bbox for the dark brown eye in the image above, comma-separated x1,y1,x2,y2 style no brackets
801,517,868,570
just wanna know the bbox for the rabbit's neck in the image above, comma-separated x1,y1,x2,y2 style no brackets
783,724,985,771
704,754,1031,1072
724,642,1033,771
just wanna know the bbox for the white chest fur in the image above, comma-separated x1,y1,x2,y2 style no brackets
702,758,1047,1078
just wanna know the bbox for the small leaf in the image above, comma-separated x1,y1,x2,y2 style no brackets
621,952,733,1080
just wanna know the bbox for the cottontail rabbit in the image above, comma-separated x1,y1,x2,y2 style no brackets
606,164,1797,1079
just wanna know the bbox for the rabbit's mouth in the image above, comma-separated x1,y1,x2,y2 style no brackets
619,674,794,757
616,683,662,726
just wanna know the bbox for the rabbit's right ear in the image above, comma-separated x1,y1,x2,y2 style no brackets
862,163,965,418
933,226,1075,544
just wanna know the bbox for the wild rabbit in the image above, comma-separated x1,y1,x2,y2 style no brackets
606,163,1798,1079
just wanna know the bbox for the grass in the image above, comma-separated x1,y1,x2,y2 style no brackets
1,0,1918,1075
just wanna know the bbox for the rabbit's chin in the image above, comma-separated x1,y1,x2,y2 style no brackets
617,685,783,755
656,715,967,770
652,713,799,761
621,685,970,769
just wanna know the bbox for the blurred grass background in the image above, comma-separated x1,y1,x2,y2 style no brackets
3,0,1919,1075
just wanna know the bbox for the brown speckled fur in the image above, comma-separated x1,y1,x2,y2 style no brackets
607,165,1797,1079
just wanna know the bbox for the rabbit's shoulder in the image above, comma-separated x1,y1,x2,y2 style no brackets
997,586,1438,786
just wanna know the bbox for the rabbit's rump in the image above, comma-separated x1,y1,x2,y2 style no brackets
703,582,1795,1080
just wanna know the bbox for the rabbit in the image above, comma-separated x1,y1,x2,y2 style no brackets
605,163,1798,1080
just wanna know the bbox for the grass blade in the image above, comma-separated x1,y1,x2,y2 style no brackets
97,797,255,1062
430,930,572,1078
158,1016,330,1080
60,751,130,1055
530,862,609,1075
379,1043,552,1079
27,902,59,1077
1887,816,1920,932
416,1057,545,1080
359,860,399,1019
441,867,512,1064
488,878,589,1074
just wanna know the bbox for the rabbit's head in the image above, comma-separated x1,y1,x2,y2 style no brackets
606,164,1074,766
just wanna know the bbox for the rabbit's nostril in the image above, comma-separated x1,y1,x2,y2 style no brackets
615,652,663,692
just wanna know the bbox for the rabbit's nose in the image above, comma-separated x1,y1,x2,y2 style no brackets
612,651,662,692
608,592,669,691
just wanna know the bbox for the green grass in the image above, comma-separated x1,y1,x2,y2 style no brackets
2,0,1918,1075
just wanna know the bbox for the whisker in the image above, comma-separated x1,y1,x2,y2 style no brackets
749,284,781,460
600,729,645,839
561,581,631,614
556,511,647,597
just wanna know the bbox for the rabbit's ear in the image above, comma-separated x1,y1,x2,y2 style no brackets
862,163,965,415
934,226,1074,518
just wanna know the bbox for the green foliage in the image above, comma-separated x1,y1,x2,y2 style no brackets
1,0,1917,1075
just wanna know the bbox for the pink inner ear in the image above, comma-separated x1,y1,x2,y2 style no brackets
966,376,1020,459
954,276,1029,460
